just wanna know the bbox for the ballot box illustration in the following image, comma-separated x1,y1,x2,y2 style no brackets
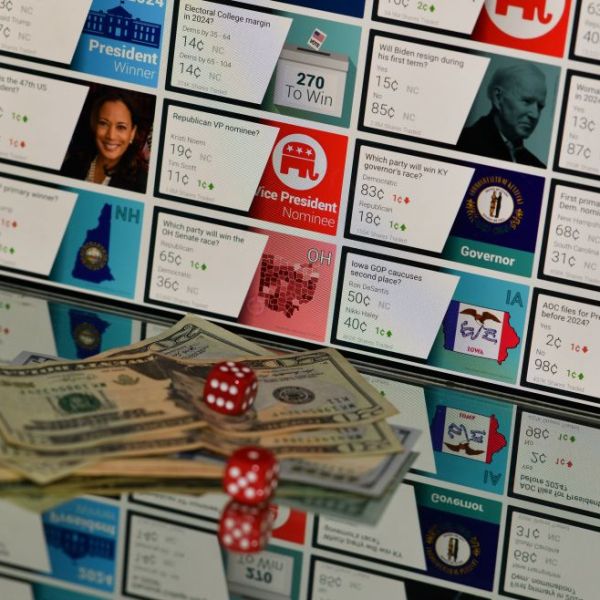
273,44,349,118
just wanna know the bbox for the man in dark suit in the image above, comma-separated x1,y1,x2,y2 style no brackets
457,64,547,168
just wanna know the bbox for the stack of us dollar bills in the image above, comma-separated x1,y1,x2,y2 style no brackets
0,315,418,510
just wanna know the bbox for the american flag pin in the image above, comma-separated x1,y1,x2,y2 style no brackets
307,28,327,51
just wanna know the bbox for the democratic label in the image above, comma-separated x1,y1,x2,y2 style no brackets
0,68,88,170
558,74,600,178
350,145,474,252
542,183,600,289
0,0,90,63
149,212,268,317
316,484,427,570
375,0,485,34
573,0,600,62
525,293,599,399
170,0,291,103
362,35,489,144
227,550,294,598
311,561,407,600
0,176,76,275
125,514,229,600
513,411,600,515
334,251,459,358
503,510,600,600
159,105,279,212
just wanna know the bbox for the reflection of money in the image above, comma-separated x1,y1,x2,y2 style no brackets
0,428,209,485
280,426,419,497
199,420,403,458
97,314,267,359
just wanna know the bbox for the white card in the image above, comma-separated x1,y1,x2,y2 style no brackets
574,0,600,62
351,145,474,252
0,69,88,169
0,577,33,600
125,514,229,600
559,75,600,177
0,500,50,572
161,105,279,211
0,0,91,63
364,374,436,473
317,484,427,570
0,176,76,275
171,0,291,103
526,293,599,398
543,184,600,288
364,37,489,145
377,0,485,35
336,252,459,358
149,212,268,317
0,292,56,363
514,411,600,514
227,550,294,599
504,511,600,600
312,561,407,600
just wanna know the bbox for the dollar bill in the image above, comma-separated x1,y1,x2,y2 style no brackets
0,427,211,484
198,420,403,458
0,352,206,449
96,313,267,360
174,348,399,436
279,426,420,497
25,420,403,485
0,348,396,450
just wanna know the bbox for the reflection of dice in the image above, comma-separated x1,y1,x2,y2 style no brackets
224,446,279,505
218,500,274,553
203,361,258,416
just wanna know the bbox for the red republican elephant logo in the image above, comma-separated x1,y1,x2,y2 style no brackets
483,0,565,41
272,133,327,190
280,142,319,181
495,0,552,23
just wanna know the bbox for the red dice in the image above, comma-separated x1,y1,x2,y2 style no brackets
223,446,279,505
203,361,258,416
218,500,274,553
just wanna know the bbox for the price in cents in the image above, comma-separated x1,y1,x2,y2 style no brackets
513,550,537,564
525,426,550,440
159,251,182,266
534,359,558,375
170,144,192,160
554,225,579,240
370,102,395,119
179,62,202,78
167,170,189,186
360,184,385,200
375,76,399,92
156,276,180,292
